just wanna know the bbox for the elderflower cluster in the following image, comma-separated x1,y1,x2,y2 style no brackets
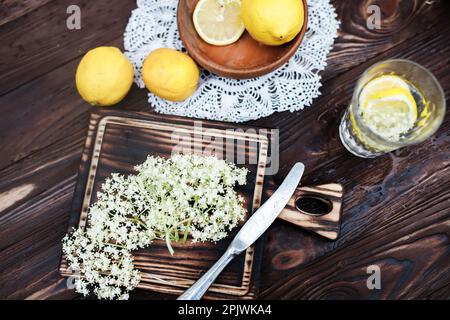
62,154,247,300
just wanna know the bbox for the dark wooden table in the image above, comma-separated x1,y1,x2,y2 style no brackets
0,0,449,300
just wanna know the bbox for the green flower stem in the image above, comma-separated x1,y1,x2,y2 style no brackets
103,242,127,250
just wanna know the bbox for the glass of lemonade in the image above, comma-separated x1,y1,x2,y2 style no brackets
339,59,446,158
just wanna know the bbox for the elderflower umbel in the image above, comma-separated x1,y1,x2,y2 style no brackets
62,154,247,300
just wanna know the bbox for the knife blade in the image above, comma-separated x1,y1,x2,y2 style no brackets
178,162,305,300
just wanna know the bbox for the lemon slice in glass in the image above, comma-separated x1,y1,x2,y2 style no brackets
193,0,245,46
358,75,418,141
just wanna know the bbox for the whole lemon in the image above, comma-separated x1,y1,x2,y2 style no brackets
142,48,200,102
241,0,304,46
76,47,134,106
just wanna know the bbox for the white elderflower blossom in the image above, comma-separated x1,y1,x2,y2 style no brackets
62,154,247,300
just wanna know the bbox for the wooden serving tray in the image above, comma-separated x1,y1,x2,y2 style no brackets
60,110,276,300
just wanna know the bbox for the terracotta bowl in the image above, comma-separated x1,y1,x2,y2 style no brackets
177,0,308,79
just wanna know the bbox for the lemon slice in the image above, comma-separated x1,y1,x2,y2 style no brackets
193,0,245,46
358,75,418,141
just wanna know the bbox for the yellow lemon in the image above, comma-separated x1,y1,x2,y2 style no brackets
142,48,200,102
241,0,304,46
76,46,134,106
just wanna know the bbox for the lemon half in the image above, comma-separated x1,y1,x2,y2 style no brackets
193,0,245,46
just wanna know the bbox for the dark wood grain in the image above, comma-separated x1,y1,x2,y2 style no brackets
0,0,449,300
0,0,52,27
0,0,137,96
322,0,448,81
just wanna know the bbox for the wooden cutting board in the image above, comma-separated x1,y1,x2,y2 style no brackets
59,109,343,299
60,110,277,300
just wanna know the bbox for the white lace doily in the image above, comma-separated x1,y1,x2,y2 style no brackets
124,0,339,123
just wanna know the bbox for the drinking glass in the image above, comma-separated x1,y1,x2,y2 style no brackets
339,59,446,158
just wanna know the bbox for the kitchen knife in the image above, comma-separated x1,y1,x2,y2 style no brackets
178,162,305,300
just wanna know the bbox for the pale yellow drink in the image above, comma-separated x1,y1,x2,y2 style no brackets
340,60,445,158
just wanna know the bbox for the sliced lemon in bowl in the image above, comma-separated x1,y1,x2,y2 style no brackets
358,75,418,141
193,0,245,46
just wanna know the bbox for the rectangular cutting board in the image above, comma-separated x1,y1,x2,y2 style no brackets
60,110,277,300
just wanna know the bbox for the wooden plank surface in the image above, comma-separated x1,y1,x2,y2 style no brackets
0,0,449,300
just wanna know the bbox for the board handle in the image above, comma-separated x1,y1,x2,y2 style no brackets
268,183,343,240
